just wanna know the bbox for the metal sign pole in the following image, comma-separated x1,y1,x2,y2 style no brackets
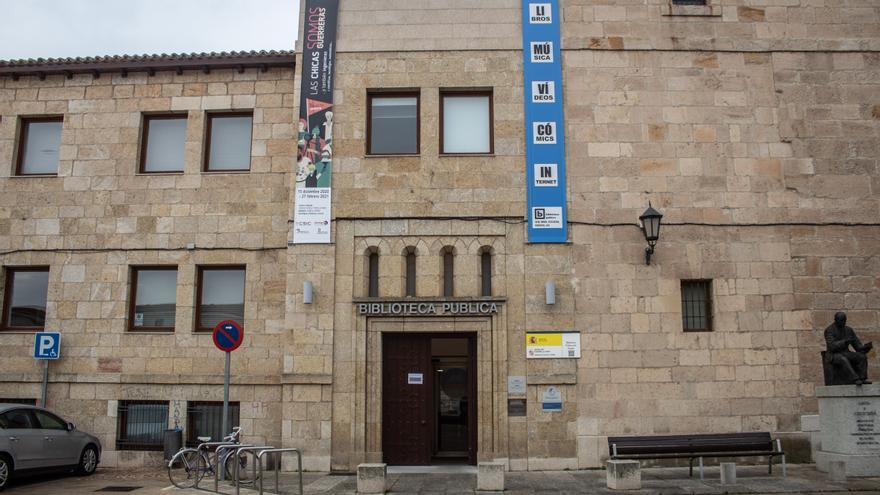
222,351,230,436
40,360,49,407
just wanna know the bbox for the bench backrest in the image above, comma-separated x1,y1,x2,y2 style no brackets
608,432,773,456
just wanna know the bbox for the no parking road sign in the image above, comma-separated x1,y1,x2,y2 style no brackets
33,332,61,360
213,320,244,353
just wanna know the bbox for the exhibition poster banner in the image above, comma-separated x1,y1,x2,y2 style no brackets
293,0,339,244
526,331,581,358
521,1,569,243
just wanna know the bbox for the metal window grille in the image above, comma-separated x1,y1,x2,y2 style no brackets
681,280,712,332
672,0,707,5
0,398,37,405
405,250,417,297
368,252,379,297
443,250,454,297
186,401,240,447
480,252,492,297
117,401,168,451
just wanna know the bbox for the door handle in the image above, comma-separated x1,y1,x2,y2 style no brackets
8,436,18,442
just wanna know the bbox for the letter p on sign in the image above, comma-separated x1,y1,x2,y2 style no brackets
33,332,60,360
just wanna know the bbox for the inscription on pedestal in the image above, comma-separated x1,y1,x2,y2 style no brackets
853,401,879,451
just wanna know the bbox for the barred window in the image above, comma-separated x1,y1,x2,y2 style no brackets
117,400,168,451
186,401,240,447
681,280,712,332
0,398,37,405
672,0,707,4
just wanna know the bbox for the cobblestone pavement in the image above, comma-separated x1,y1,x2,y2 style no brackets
3,464,880,494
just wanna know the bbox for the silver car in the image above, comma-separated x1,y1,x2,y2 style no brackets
0,404,101,491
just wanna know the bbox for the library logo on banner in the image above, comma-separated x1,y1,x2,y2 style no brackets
534,163,558,187
531,81,556,103
529,3,552,23
532,207,563,229
533,122,557,144
530,41,553,63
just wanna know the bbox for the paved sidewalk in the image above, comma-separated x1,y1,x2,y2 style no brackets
4,464,880,494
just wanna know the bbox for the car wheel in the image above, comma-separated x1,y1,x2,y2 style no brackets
76,445,98,476
0,455,10,491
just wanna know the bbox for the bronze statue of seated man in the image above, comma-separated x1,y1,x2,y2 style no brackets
824,312,873,385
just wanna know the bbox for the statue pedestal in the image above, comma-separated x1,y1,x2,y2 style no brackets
815,384,880,477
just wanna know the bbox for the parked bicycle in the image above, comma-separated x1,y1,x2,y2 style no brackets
167,426,260,489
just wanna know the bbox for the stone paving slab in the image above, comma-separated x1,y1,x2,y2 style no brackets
3,465,880,494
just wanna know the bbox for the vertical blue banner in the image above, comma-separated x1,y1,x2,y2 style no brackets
522,0,568,243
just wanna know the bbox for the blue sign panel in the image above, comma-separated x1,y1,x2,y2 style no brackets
33,332,61,360
522,0,568,243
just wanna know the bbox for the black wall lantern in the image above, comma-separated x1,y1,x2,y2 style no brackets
639,202,663,265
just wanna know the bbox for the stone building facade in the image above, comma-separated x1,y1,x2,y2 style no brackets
0,0,878,472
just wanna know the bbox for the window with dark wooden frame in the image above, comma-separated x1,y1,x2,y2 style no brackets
196,266,246,332
367,91,419,155
2,267,50,331
139,114,187,173
440,90,493,154
129,267,178,332
204,111,253,172
404,247,417,297
117,400,168,451
186,401,240,447
368,251,379,298
480,250,492,297
442,248,455,297
16,116,62,176
681,280,713,332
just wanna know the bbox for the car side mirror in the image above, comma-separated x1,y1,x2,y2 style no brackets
67,422,75,431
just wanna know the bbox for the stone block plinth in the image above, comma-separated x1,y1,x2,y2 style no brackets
606,459,641,490
357,463,386,494
477,461,505,491
720,462,736,485
815,384,880,477
828,460,847,482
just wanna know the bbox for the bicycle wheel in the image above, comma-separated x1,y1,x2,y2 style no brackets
224,451,261,485
168,448,208,489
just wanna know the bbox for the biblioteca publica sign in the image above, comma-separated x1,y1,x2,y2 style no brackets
356,300,501,316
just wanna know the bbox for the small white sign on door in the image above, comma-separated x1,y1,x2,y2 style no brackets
407,373,423,385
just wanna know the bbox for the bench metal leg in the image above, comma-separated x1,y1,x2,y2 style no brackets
699,457,704,481
689,457,694,477
781,454,787,478
769,455,773,475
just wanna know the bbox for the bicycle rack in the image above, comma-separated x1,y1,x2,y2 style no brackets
214,444,257,492
256,448,303,495
233,445,275,495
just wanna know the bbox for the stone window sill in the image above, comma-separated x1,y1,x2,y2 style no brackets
661,4,721,16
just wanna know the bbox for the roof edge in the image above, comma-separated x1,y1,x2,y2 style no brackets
0,50,296,79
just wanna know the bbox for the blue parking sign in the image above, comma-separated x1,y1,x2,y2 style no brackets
33,332,61,360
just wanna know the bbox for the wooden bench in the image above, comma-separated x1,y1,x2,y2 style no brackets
608,432,786,479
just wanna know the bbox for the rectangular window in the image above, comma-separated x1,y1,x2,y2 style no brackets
129,267,178,332
672,0,707,4
368,92,419,155
196,266,246,332
116,400,168,451
186,401,240,447
17,117,62,175
440,91,492,154
205,112,253,171
2,267,50,331
140,114,186,173
681,280,713,332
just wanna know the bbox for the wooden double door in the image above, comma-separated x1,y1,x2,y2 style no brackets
382,333,477,465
